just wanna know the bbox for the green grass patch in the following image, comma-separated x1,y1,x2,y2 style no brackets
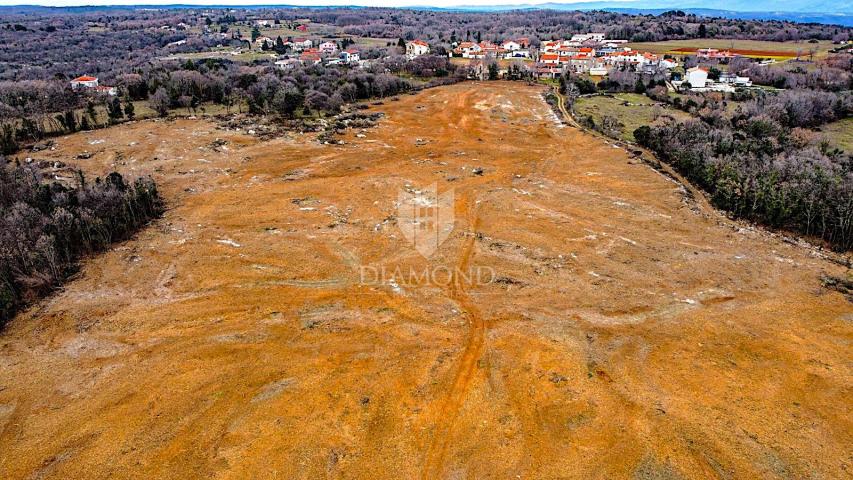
574,93,691,142
819,118,853,153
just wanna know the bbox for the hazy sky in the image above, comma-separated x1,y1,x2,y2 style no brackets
2,0,633,7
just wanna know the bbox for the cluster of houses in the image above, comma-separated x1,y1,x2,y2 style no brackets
447,34,680,80
451,38,531,59
534,34,679,78
273,38,365,69
445,33,756,91
274,38,430,70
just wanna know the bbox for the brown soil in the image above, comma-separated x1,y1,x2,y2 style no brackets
0,82,850,479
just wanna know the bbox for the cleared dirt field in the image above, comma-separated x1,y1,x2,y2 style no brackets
0,82,851,479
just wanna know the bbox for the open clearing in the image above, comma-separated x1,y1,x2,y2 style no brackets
627,39,836,60
0,82,850,479
820,117,853,153
573,93,692,142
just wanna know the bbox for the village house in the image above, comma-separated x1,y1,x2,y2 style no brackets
719,72,752,86
589,62,610,76
540,41,560,53
453,42,482,58
275,58,301,70
340,48,360,64
255,36,272,46
406,39,430,58
697,48,737,60
505,49,530,59
478,41,503,56
319,41,338,54
296,24,308,32
96,86,117,95
570,33,606,43
539,53,561,65
535,64,563,79
501,40,522,51
255,19,273,27
685,66,709,88
291,38,313,50
300,49,322,65
70,76,117,96
70,75,99,89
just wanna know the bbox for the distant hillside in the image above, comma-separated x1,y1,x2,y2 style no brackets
423,1,853,26
444,1,852,14
0,2,851,26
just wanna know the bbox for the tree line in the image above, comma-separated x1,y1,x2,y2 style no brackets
634,94,852,250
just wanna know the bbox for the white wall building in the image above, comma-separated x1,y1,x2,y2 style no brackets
319,41,338,54
406,39,430,58
501,40,521,51
685,67,709,88
70,75,98,89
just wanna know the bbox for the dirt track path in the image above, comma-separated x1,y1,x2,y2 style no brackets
421,194,484,480
0,82,850,480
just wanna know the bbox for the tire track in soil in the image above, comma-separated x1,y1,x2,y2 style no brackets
421,194,485,480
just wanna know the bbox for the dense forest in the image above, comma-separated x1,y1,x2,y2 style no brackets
0,159,163,326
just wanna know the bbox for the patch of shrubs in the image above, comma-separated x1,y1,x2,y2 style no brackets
635,113,853,251
0,159,164,326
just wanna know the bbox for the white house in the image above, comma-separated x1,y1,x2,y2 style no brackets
719,73,752,86
685,67,709,88
539,53,562,65
453,42,482,58
319,41,338,54
292,38,313,50
341,48,360,64
70,76,116,95
275,58,300,70
659,58,679,70
589,64,609,76
570,33,606,43
501,40,522,51
95,86,118,96
505,49,530,59
70,75,99,89
406,39,430,58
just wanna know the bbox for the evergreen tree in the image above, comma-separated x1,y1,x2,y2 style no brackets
124,99,135,120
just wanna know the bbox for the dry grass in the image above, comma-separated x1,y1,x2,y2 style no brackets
627,39,835,60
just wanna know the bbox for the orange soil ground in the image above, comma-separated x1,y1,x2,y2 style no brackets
0,82,851,479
